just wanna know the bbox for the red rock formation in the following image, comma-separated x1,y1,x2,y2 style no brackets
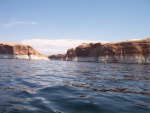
65,38,150,63
66,48,76,61
0,42,48,60
100,38,150,57
75,43,102,57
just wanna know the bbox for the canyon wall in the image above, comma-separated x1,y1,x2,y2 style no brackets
49,38,150,64
0,42,49,60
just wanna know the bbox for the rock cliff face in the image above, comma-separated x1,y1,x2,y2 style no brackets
64,38,150,64
64,43,102,61
0,42,49,60
48,54,66,61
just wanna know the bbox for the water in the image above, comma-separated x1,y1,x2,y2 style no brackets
0,59,150,113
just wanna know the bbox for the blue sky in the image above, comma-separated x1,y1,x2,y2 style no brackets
0,0,150,54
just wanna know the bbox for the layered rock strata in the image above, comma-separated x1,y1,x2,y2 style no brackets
97,39,150,64
0,42,49,60
49,38,150,64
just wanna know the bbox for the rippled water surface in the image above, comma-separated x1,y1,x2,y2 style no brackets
0,59,150,113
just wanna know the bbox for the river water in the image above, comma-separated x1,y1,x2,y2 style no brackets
0,59,150,113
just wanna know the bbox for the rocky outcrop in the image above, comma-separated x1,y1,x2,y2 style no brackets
0,42,49,60
65,38,150,64
48,54,66,61
65,43,102,61
65,48,76,61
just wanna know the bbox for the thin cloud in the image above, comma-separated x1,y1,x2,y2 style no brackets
20,39,106,55
0,19,37,28
4,21,37,28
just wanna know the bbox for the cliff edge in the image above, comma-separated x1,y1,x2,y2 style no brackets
0,42,49,60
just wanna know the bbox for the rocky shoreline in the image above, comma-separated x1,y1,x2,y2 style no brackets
0,42,48,60
1,38,150,63
48,38,150,64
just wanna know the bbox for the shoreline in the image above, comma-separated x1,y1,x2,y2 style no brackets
0,54,49,60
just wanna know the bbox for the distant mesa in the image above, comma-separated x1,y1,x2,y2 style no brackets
48,54,66,61
0,42,49,60
48,38,150,64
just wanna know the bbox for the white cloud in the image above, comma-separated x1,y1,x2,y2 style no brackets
20,39,106,55
0,18,37,28
2,21,37,28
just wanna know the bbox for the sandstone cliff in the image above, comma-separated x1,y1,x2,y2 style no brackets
64,38,150,63
0,42,49,60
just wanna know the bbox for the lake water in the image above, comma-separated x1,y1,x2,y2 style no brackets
0,59,150,113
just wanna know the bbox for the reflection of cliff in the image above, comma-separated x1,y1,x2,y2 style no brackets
0,42,48,60
49,38,150,64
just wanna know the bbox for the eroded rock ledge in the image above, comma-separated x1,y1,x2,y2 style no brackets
0,42,49,60
49,38,150,64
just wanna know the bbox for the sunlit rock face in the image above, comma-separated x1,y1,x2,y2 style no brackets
98,38,150,64
0,42,49,60
65,38,150,64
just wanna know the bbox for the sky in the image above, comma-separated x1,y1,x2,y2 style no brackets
0,0,150,55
